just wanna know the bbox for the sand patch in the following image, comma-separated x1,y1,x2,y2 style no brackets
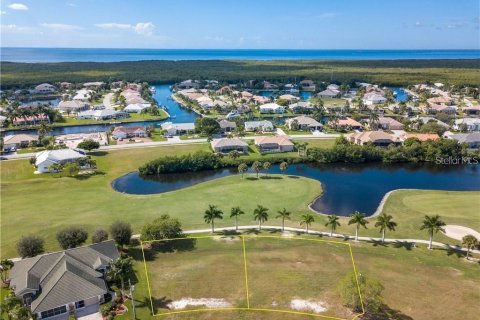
444,225,480,241
213,236,240,242
167,298,232,310
290,299,327,313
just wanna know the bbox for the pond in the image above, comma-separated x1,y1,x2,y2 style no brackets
112,162,480,216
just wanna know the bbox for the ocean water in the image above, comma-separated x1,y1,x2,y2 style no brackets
1,48,479,63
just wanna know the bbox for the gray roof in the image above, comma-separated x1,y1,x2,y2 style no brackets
218,119,236,129
451,132,480,144
211,138,247,149
10,240,119,313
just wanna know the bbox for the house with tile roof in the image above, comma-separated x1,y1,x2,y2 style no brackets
9,240,119,320
211,138,248,154
350,131,401,147
254,136,294,153
285,115,323,131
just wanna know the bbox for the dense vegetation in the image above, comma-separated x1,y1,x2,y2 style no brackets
2,59,479,88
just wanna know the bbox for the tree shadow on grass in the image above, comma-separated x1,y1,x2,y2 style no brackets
219,229,241,236
89,151,108,156
368,239,388,248
246,177,259,181
361,304,414,320
287,175,300,179
391,241,415,251
137,296,173,314
445,247,467,258
244,228,260,235
268,229,282,234
259,176,282,180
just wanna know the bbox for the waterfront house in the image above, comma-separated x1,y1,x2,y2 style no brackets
31,83,56,95
317,89,341,99
161,122,195,136
363,92,387,105
13,114,50,126
426,104,456,115
278,94,300,102
56,132,108,149
218,119,237,133
196,96,215,109
35,149,87,173
299,80,315,91
253,95,271,104
377,117,404,130
83,82,104,89
58,100,90,113
350,131,400,147
427,96,454,106
177,80,200,90
401,133,440,142
77,109,128,121
259,103,285,114
3,134,39,152
327,84,340,91
9,240,119,320
73,89,93,101
328,117,363,130
124,103,151,113
454,118,480,132
254,136,294,153
288,101,314,113
286,115,323,131
211,138,248,154
450,132,480,148
244,120,274,132
111,126,148,140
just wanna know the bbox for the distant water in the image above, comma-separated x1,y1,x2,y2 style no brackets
1,48,479,62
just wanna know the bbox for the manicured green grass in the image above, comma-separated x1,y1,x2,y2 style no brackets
0,145,321,258
59,111,169,126
127,233,479,320
293,138,336,149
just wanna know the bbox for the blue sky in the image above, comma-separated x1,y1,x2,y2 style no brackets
1,0,479,49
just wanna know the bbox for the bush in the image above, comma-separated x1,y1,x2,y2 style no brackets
17,235,45,258
140,214,183,241
338,271,384,314
139,151,223,175
56,227,88,249
77,139,100,151
92,228,109,243
110,221,132,248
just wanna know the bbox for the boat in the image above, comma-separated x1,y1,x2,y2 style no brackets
149,86,156,93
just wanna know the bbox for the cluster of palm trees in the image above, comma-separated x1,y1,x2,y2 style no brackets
237,161,289,178
204,205,316,233
204,205,479,253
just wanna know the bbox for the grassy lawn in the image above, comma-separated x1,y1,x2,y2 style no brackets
293,138,336,149
126,233,479,320
59,111,169,126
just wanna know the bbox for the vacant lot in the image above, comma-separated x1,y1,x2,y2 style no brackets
141,236,356,319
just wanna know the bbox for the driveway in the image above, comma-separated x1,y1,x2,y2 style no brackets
103,93,114,109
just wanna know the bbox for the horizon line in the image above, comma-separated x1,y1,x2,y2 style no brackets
1,47,479,51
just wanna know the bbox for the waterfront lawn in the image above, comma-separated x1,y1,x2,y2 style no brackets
293,138,336,149
57,111,169,126
127,234,480,320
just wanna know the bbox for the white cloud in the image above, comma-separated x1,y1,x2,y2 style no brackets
40,23,83,31
8,3,28,10
318,12,336,19
1,11,6,15
1,24,42,34
134,22,155,35
95,22,155,36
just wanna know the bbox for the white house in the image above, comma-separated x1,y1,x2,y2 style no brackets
35,149,87,173
286,116,323,131
454,118,480,132
32,83,56,94
77,109,128,120
363,92,387,105
73,89,93,101
111,126,148,139
58,100,90,113
124,103,151,113
161,122,195,136
259,103,285,114
244,120,274,132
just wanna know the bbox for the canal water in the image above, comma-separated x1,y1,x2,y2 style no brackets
112,162,480,216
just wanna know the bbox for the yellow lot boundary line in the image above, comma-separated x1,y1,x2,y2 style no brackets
140,234,365,320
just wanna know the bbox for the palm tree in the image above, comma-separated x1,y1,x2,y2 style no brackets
368,112,380,129
348,211,369,241
230,206,245,231
0,259,13,285
420,215,446,250
374,213,397,243
252,161,262,178
462,235,478,260
253,205,269,230
106,256,133,297
276,208,291,231
279,162,288,175
37,122,52,140
325,215,341,237
238,163,248,178
229,150,240,160
263,161,271,177
204,205,224,233
300,213,315,234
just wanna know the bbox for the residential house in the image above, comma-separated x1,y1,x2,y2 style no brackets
299,80,315,91
288,101,314,113
259,103,285,114
463,105,480,115
196,96,215,109
177,80,200,90
254,136,294,153
244,120,274,132
286,115,323,131
72,89,93,101
124,103,151,113
413,116,450,129
401,133,440,142
327,84,340,91
56,132,108,149
363,92,387,105
58,100,90,113
13,114,50,126
377,117,404,130
253,95,271,104
278,94,300,102
454,118,480,132
32,83,56,95
34,149,87,173
329,117,363,130
426,104,456,115
450,132,480,148
218,119,236,133
9,240,119,320
317,89,340,99
77,109,128,121
226,111,241,120
263,81,278,90
217,86,233,95
161,122,195,136
241,91,253,99
350,131,400,147
211,138,248,154
3,134,39,152
111,126,148,140
82,82,104,89
427,96,453,106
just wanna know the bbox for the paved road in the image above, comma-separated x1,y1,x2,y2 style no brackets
103,93,114,109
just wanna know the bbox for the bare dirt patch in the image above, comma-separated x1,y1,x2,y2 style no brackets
167,298,232,310
290,299,327,313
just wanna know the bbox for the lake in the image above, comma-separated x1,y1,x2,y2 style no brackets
112,163,480,217
2,48,479,62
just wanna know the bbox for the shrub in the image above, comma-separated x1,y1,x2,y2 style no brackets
140,214,183,241
110,221,132,248
92,229,109,243
56,227,88,249
77,139,100,151
16,235,45,258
